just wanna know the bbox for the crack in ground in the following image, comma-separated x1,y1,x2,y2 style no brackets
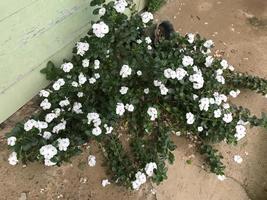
191,163,253,200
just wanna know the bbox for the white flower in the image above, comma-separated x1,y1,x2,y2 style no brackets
116,103,125,116
72,81,79,87
189,68,204,90
137,70,142,76
186,112,195,124
222,113,233,123
8,152,18,165
217,175,226,181
147,45,152,50
78,73,87,85
216,75,225,84
182,56,194,67
61,62,73,73
203,40,214,48
76,42,89,56
94,73,100,79
176,68,188,80
102,179,111,187
72,102,83,114
53,79,65,91
193,94,198,100
160,84,168,95
92,21,109,38
57,138,70,151
147,107,157,121
92,127,102,136
214,109,222,118
141,12,153,24
39,90,50,98
234,124,246,141
24,119,37,131
205,56,214,67
145,162,157,177
120,86,128,95
52,121,67,134
135,171,146,184
43,131,52,140
36,121,48,132
7,136,16,146
234,155,243,164
44,159,57,166
120,65,132,78
199,98,210,111
132,180,141,190
89,77,96,84
59,99,70,107
187,33,195,44
45,113,57,123
82,59,90,68
88,155,96,167
125,104,134,112
223,103,230,109
197,126,203,132
144,88,150,94
40,99,51,110
99,7,106,16
53,108,61,117
114,0,128,13
164,68,176,79
229,90,240,98
213,92,227,105
136,39,142,44
94,59,100,69
87,113,101,127
216,69,223,75
39,144,58,160
153,80,162,87
104,124,113,134
220,59,228,69
77,92,84,98
228,65,235,71
145,37,152,44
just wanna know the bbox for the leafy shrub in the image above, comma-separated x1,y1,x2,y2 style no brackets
147,0,166,12
5,0,267,190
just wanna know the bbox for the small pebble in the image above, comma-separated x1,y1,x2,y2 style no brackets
102,179,111,187
234,155,243,164
19,193,27,200
217,175,226,181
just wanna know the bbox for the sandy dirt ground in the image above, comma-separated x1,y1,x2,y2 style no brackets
1,0,267,199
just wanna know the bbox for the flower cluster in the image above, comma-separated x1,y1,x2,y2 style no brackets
132,162,157,190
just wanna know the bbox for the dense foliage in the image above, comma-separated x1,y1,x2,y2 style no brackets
6,0,267,190
147,0,166,12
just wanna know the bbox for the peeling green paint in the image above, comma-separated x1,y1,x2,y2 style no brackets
0,0,145,123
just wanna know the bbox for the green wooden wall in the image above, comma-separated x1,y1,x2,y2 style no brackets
0,0,145,123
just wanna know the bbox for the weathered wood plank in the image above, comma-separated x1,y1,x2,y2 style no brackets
0,0,38,22
0,0,95,92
